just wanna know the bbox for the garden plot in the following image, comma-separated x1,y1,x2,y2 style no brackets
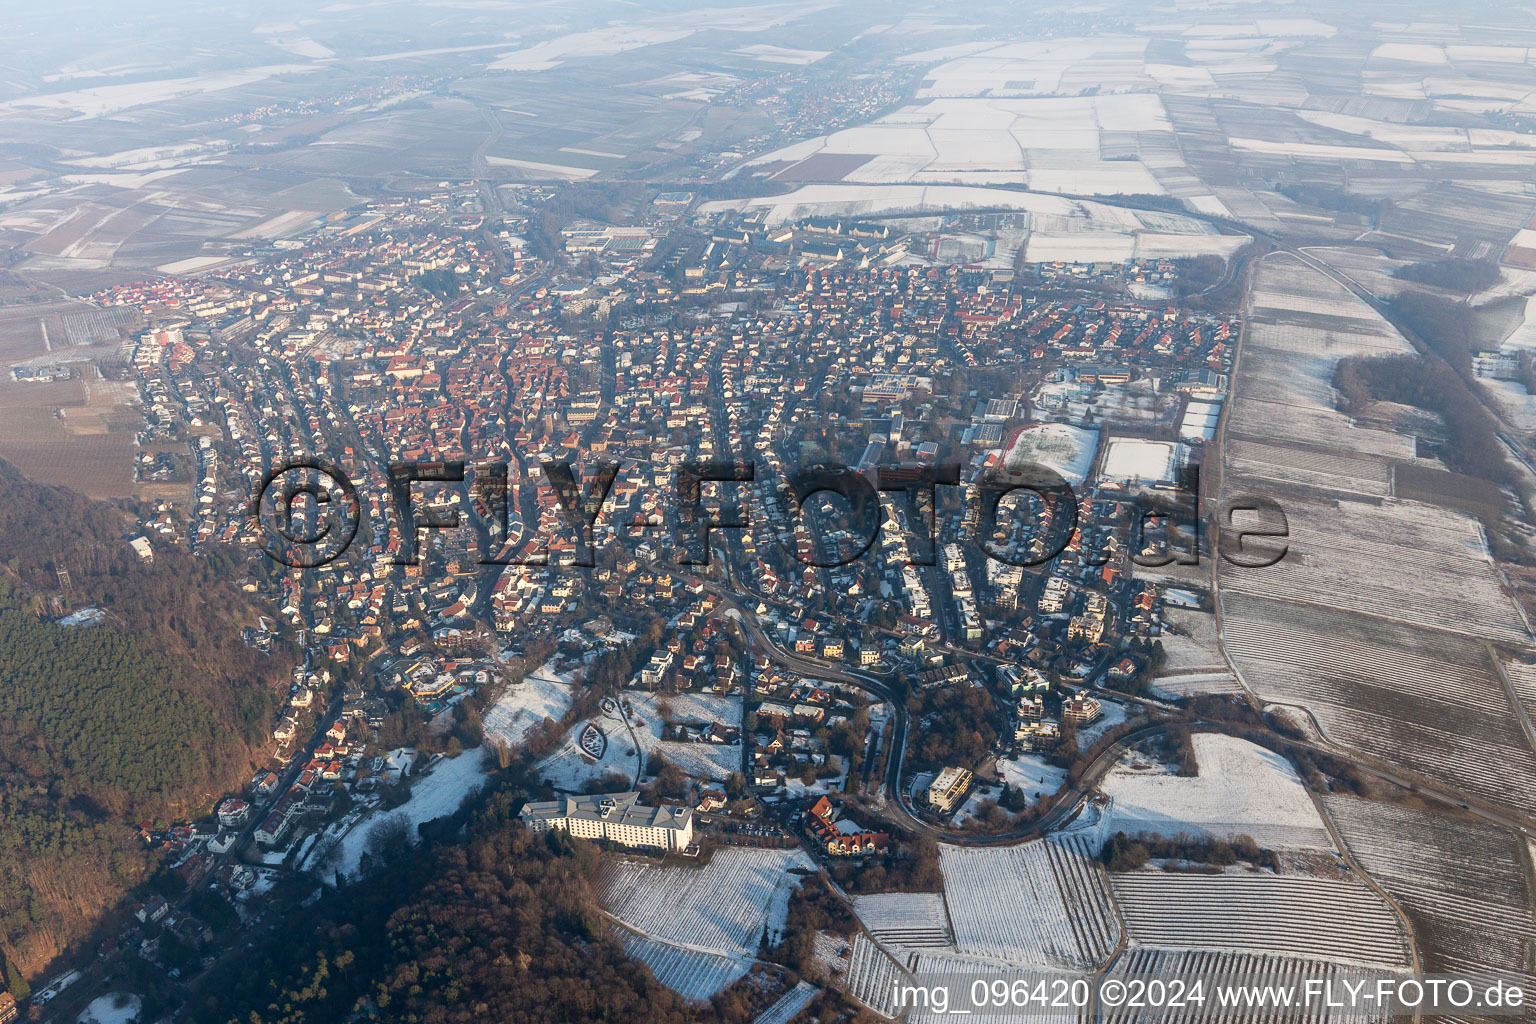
597,846,815,958
1111,874,1409,968
482,663,576,748
1324,796,1536,987
1221,593,1536,815
616,928,751,1001
1104,948,1394,1024
853,892,953,949
1099,734,1332,850
938,838,1119,968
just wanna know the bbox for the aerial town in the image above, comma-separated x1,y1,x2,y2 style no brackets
1,1,1535,1022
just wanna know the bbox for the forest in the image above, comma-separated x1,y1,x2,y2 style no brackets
0,459,284,977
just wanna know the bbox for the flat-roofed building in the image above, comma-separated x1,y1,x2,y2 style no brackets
927,766,973,813
520,791,694,852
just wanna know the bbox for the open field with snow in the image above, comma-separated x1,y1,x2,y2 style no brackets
1112,873,1409,967
995,752,1067,802
535,708,640,791
1324,796,1536,988
939,838,1119,968
597,846,815,957
1099,734,1332,850
1218,254,1536,816
483,663,576,748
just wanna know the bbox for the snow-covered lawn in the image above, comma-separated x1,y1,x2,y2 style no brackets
1098,733,1332,849
326,748,488,880
996,752,1068,803
536,704,641,791
1077,698,1131,747
78,994,140,1024
483,662,577,748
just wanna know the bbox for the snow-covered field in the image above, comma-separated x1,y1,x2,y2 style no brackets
1100,438,1188,486
1112,873,1409,967
597,846,816,957
999,422,1099,487
939,838,1119,968
1324,795,1536,985
841,933,904,1017
535,704,640,791
326,749,488,879
755,981,819,1024
483,663,576,748
616,927,752,1001
1105,948,1397,1024
1098,734,1332,850
853,892,953,949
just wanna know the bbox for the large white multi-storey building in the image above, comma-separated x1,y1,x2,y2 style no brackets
520,791,695,852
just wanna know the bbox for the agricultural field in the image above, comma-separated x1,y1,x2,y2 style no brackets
1098,734,1334,851
1323,796,1536,988
938,838,1119,968
839,933,904,1018
699,184,1247,261
753,980,818,1024
1222,593,1536,814
1218,254,1536,817
615,927,752,1002
1103,948,1395,1024
852,892,953,949
0,366,138,498
1111,874,1409,968
596,846,816,959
